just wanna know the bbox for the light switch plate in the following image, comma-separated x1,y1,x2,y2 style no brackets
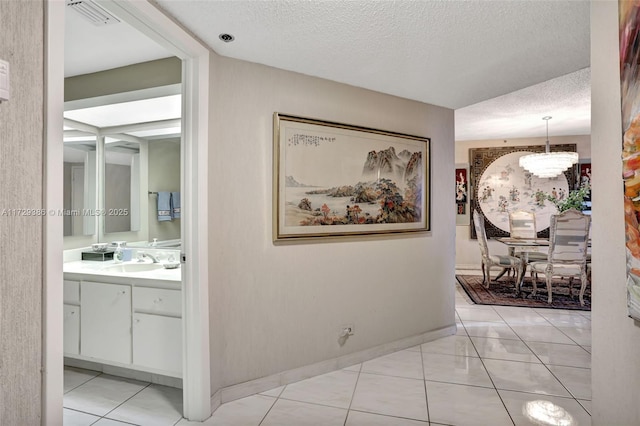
0,59,9,102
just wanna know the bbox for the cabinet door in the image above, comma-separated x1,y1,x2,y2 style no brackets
81,281,131,364
63,280,80,305
63,304,80,355
133,313,182,376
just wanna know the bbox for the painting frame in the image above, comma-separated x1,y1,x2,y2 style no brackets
469,144,577,239
273,113,430,242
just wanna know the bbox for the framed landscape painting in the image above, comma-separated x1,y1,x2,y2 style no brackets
273,113,430,241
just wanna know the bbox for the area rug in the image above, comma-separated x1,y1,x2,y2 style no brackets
456,275,591,311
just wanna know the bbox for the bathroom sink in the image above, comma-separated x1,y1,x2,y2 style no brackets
101,263,165,273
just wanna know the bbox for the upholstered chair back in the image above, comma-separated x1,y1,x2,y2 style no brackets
548,209,591,264
509,210,537,239
473,210,489,260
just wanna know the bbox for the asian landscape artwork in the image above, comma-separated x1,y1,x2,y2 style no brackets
619,1,640,321
273,114,430,241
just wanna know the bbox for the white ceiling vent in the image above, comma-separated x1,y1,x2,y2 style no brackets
66,0,120,26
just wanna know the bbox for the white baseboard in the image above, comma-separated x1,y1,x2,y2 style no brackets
210,388,222,415
455,264,482,271
210,324,456,409
64,357,183,389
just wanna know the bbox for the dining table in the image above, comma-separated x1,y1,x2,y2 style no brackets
494,237,591,296
494,237,551,296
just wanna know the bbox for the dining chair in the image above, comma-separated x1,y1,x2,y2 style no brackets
508,210,538,239
473,210,523,289
508,210,548,278
529,209,591,305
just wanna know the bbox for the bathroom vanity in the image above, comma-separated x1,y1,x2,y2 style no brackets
63,259,182,379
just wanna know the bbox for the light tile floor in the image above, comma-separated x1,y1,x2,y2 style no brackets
64,276,592,425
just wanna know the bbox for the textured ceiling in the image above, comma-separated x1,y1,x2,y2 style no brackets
455,67,591,141
155,0,590,111
65,0,592,141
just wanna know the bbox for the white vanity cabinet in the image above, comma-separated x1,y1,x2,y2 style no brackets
63,280,80,355
80,281,132,365
132,287,182,375
63,263,182,379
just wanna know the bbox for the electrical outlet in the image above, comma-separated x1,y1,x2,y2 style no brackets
340,324,355,337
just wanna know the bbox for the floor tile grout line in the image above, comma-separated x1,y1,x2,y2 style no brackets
63,369,104,395
274,395,352,412
423,378,496,391
62,406,104,420
342,362,362,426
347,408,431,424
257,385,284,426
419,338,431,424
99,381,153,423
543,311,589,346
355,369,428,382
90,417,139,426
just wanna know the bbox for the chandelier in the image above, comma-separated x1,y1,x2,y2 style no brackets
519,116,578,178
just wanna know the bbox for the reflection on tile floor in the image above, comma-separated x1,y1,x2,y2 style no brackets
65,273,591,425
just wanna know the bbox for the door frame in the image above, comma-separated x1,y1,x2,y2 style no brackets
44,0,211,422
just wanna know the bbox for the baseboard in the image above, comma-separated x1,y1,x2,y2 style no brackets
211,324,456,408
64,357,183,389
455,264,482,271
210,387,222,415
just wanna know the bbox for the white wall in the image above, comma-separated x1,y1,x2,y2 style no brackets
591,2,640,424
455,136,591,268
208,53,455,391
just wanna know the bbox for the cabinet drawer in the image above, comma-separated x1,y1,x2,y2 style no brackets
133,287,181,317
64,280,80,304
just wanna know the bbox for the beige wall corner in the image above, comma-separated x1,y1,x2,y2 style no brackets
591,1,640,424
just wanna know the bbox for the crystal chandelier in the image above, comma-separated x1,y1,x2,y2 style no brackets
519,116,578,178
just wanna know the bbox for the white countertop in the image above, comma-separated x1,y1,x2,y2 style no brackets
64,260,182,282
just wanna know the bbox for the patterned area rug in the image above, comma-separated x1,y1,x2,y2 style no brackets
456,274,591,311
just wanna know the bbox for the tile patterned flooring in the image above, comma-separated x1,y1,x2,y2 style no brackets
64,277,592,425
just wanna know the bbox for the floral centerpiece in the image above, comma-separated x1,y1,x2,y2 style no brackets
544,184,591,212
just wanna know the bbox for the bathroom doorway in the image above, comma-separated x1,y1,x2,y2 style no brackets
62,5,185,424
45,0,211,423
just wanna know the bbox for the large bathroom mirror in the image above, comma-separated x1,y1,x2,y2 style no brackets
63,90,182,248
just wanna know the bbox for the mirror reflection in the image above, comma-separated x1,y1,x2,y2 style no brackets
105,138,141,234
63,138,97,237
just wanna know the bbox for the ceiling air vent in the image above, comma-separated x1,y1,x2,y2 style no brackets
66,0,120,26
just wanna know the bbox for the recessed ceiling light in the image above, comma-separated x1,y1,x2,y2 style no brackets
219,33,235,43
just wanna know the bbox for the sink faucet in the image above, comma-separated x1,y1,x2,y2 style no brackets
137,251,160,263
